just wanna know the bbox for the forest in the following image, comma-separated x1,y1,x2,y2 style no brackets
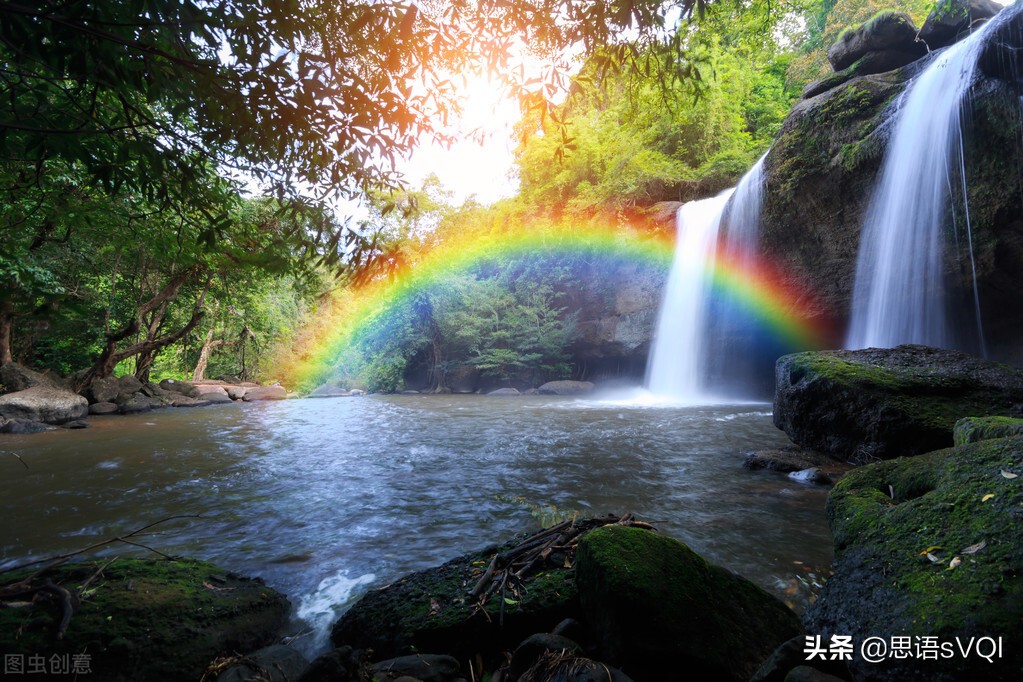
0,0,932,392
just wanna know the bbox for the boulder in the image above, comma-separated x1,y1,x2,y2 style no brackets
85,375,121,404
242,385,287,401
141,382,176,404
0,362,58,393
773,346,1023,461
191,384,230,399
61,419,90,429
953,415,1023,445
537,380,596,396
115,374,144,396
0,418,54,434
509,633,585,680
331,538,580,663
827,12,925,72
216,645,309,682
787,467,832,485
88,401,120,415
202,391,234,404
117,393,163,414
0,386,88,424
296,645,365,682
803,47,926,99
0,558,290,682
171,396,211,408
574,525,802,681
159,378,192,394
487,387,521,396
919,0,1002,50
743,446,837,473
371,654,460,682
226,386,248,400
804,436,1023,681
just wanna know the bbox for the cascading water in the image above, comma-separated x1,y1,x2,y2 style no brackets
845,13,1004,352
646,155,766,402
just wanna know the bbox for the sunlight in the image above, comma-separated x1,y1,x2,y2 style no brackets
401,68,523,205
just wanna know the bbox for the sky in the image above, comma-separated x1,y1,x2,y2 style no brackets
399,72,523,206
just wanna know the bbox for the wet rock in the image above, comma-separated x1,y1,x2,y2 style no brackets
516,651,634,682
0,386,88,424
803,47,925,99
827,11,925,72
773,346,1023,461
216,645,309,682
537,381,595,396
743,446,837,473
487,387,521,396
805,436,1023,681
788,467,832,485
953,415,1023,445
0,417,54,434
978,0,1023,84
171,396,211,408
242,385,288,401
920,0,1002,50
751,636,852,682
61,419,90,429
0,558,290,682
575,525,802,682
509,633,584,680
331,537,579,663
296,645,365,682
371,654,460,682
89,401,120,415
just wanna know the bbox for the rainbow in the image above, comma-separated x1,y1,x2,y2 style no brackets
276,216,835,390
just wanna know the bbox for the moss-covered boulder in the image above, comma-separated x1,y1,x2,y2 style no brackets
0,558,289,681
574,526,803,681
805,436,1023,681
774,345,1023,461
920,0,1003,50
330,539,580,664
827,11,925,72
954,415,1023,445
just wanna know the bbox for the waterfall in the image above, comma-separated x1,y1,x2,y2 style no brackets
646,155,767,402
846,14,1003,352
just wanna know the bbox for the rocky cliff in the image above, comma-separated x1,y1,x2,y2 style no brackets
760,1,1023,363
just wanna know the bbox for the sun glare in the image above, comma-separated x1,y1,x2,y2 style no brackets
402,69,523,206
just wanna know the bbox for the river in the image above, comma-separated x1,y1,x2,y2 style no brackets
0,393,834,654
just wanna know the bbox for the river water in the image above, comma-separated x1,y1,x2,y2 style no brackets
0,394,834,653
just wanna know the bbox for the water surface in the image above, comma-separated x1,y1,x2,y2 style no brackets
0,395,833,652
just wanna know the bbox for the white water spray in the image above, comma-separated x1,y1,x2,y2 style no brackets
646,155,767,401
846,16,1002,351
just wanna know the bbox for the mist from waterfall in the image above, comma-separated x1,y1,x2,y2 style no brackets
646,155,767,402
845,14,1002,352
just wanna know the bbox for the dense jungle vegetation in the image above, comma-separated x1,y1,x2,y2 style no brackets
0,0,932,391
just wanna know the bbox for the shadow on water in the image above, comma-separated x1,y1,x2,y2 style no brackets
0,394,833,653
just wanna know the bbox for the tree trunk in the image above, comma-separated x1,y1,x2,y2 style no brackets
191,329,229,382
0,298,14,365
78,268,209,388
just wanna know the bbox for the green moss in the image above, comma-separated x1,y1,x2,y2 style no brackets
825,437,1023,637
0,558,288,681
954,416,1023,446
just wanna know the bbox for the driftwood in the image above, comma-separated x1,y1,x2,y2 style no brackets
469,513,656,615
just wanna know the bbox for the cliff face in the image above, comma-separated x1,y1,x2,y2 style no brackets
760,3,1023,363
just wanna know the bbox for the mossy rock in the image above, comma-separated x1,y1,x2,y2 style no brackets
920,0,1003,50
827,11,924,72
805,436,1023,681
330,537,580,664
0,558,289,681
773,345,1023,461
574,526,803,682
954,416,1023,446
